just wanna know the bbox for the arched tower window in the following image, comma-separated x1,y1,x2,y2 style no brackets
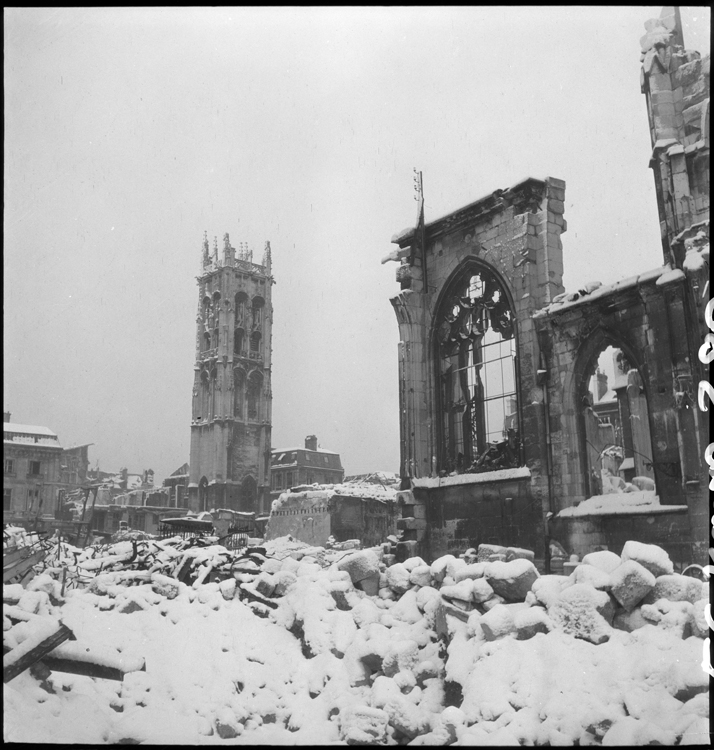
234,370,245,418
210,367,218,419
580,345,656,497
200,371,210,421
252,296,265,331
250,331,261,354
235,292,248,328
247,372,262,420
234,327,244,355
435,264,519,473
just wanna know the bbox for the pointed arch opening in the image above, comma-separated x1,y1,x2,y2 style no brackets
234,369,245,418
246,372,262,420
433,261,520,474
580,343,657,498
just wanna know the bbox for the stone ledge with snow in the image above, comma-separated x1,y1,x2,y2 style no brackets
558,490,687,517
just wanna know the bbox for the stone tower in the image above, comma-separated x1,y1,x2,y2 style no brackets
188,232,274,515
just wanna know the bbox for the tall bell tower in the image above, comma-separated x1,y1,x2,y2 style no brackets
188,231,273,515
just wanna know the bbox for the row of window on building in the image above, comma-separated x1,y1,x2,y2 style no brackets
4,458,42,477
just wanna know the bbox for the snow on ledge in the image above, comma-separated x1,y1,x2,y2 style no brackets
558,490,687,518
413,466,531,489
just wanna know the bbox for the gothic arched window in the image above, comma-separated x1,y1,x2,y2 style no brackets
247,373,262,420
235,292,248,327
210,368,218,419
234,370,245,418
581,344,656,497
250,331,261,354
234,328,244,355
435,265,520,474
252,296,265,330
200,371,210,420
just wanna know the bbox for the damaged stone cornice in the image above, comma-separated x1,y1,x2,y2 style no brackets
390,177,548,250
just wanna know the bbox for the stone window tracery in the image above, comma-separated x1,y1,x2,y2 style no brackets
435,265,520,473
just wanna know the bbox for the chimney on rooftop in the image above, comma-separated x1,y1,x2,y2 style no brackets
305,435,318,451
3,411,10,423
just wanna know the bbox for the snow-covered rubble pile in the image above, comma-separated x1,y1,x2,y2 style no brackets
3,537,710,745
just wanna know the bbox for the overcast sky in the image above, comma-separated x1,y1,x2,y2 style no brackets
4,7,710,482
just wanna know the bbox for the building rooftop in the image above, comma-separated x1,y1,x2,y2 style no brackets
4,422,58,438
271,447,340,456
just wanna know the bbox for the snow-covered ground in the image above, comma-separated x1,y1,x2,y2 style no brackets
3,536,710,745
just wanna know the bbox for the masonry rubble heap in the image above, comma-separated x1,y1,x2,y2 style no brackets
3,535,709,745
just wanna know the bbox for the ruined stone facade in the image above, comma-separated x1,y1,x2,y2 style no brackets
387,8,709,567
188,233,273,515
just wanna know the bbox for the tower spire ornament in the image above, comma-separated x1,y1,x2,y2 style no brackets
202,230,210,269
262,241,272,273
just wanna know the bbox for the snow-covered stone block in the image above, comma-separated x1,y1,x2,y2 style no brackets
389,589,422,624
620,540,674,577
393,669,417,693
402,555,428,572
505,547,535,563
414,660,440,685
356,572,380,596
609,560,656,611
329,580,353,610
336,550,380,585
150,573,180,599
280,556,300,574
386,563,411,595
339,706,389,745
581,549,621,574
453,562,486,582
351,597,381,628
273,569,297,596
480,593,506,611
571,563,612,590
382,640,420,677
513,606,553,640
484,559,540,602
3,584,25,603
549,583,614,644
690,597,708,638
530,575,571,608
408,565,432,587
446,557,467,581
612,606,648,632
480,604,516,640
254,572,276,597
218,578,237,600
415,585,441,612
642,574,703,605
440,579,474,606
378,587,395,600
641,599,693,638
471,577,494,604
384,692,429,739
477,543,508,562
430,554,456,584
261,557,283,575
